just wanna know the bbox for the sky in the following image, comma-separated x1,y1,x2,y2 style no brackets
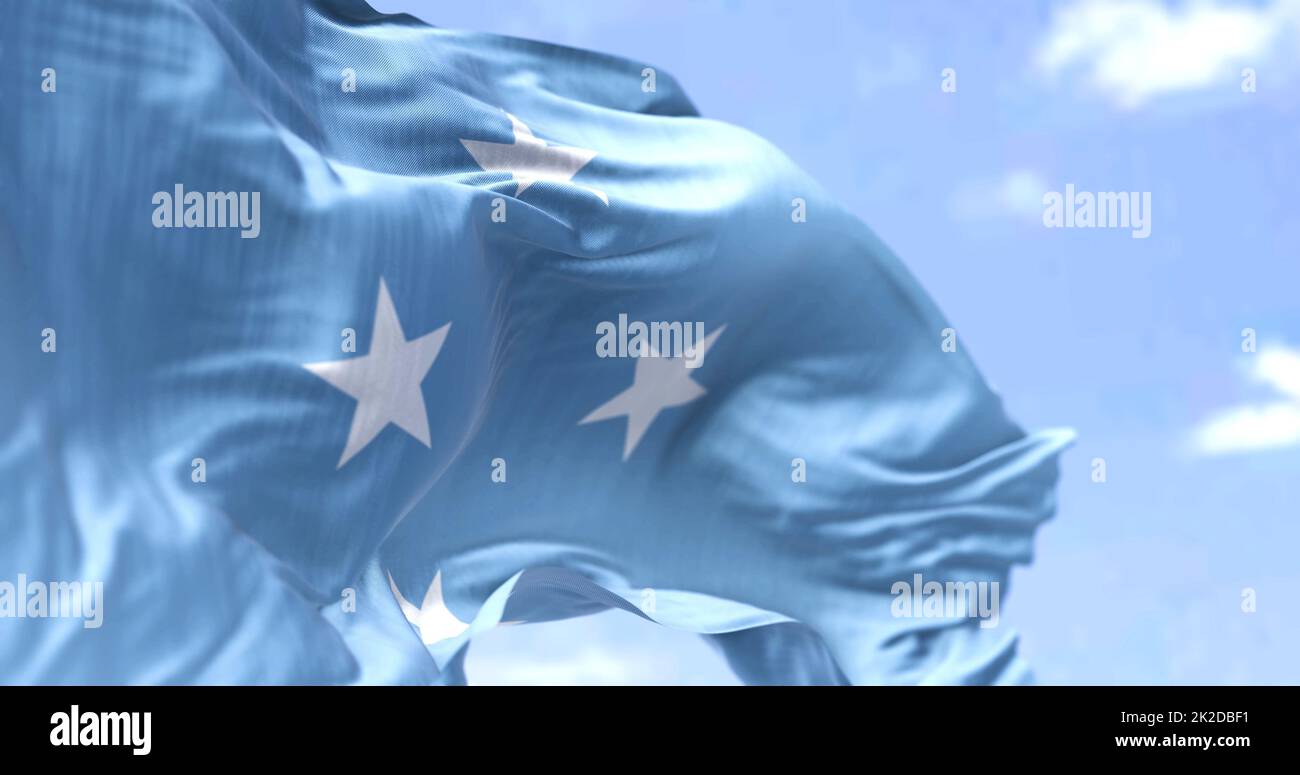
375,0,1300,684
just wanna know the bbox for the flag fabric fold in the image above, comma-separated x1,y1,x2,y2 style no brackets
0,0,1071,684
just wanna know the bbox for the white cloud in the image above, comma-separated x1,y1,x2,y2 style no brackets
1252,345,1300,401
949,169,1048,221
470,645,647,685
463,610,738,685
1036,0,1299,108
1191,345,1300,455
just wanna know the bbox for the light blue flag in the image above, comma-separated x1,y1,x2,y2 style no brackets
0,0,1072,684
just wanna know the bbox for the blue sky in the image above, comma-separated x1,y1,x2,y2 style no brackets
377,0,1300,684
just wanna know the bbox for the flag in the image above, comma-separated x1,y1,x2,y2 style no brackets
0,0,1072,684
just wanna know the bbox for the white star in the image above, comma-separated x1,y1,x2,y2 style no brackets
461,112,608,204
388,570,470,645
580,326,725,460
304,278,450,468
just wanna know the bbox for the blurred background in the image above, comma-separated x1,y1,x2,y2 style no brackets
375,0,1300,684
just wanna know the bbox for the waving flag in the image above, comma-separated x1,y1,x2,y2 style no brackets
0,0,1072,684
